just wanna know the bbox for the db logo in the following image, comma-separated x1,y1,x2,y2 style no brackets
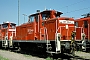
27,29,34,34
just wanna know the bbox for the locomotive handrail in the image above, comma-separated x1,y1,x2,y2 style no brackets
88,24,89,40
40,27,50,52
40,27,48,40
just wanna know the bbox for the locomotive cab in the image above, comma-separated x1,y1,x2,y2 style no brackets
0,21,16,47
2,21,16,39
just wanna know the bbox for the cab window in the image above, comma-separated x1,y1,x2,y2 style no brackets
42,14,47,20
10,23,16,28
2,23,8,28
75,22,78,27
42,14,50,20
84,20,88,28
29,16,34,22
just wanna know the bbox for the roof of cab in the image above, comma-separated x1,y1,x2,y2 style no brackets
2,21,16,25
75,17,90,22
28,10,63,17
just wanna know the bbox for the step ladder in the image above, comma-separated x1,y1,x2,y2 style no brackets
9,36,13,48
9,41,13,48
45,27,52,53
46,38,56,54
2,40,8,47
46,42,55,53
46,33,61,54
46,43,52,51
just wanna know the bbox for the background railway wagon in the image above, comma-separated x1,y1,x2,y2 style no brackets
75,14,90,51
0,22,16,48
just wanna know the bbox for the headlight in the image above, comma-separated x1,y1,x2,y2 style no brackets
65,42,70,49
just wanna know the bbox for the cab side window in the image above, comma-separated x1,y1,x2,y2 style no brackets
84,20,88,28
42,14,46,20
10,24,16,28
75,22,78,27
2,24,8,28
42,14,50,20
29,16,34,22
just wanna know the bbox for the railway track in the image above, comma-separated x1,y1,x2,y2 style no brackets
0,48,90,60
48,52,90,60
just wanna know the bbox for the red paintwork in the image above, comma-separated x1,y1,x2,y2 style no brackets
15,10,75,41
75,16,90,40
0,22,16,40
0,10,75,41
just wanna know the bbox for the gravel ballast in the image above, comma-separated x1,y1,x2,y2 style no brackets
0,49,45,60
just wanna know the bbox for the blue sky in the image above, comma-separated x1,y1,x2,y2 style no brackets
0,0,90,25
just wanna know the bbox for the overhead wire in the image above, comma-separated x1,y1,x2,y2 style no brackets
59,0,88,14
60,0,85,9
64,6,90,14
59,0,90,15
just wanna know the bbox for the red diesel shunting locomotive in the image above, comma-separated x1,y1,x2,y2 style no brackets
0,10,76,55
75,13,90,51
